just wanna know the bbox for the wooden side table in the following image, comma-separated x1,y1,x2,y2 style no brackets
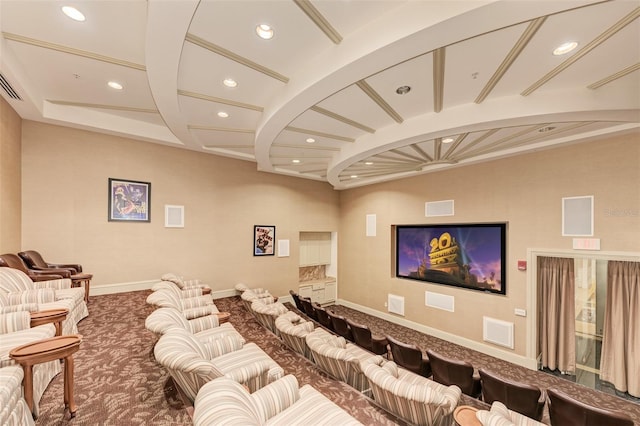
216,312,231,324
454,405,481,426
71,273,92,303
30,309,69,336
10,335,82,418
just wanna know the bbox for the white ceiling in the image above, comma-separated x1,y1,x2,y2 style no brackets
1,0,639,189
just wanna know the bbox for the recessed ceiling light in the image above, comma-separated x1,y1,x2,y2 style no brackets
291,159,301,164
365,161,373,165
306,138,315,143
396,85,411,95
553,41,578,56
107,81,123,90
217,111,229,118
62,6,85,21
350,175,358,179
538,126,556,133
256,24,274,40
223,78,237,88
442,137,454,144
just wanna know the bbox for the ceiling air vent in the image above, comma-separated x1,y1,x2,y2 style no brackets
0,73,22,100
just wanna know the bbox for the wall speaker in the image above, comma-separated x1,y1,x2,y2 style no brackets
366,214,377,237
562,196,593,236
425,200,454,217
483,316,514,349
425,291,454,312
165,205,184,228
388,294,405,316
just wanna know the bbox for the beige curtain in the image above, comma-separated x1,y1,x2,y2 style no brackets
600,260,640,397
538,256,575,374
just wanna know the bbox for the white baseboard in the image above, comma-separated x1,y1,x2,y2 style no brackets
90,282,245,301
90,280,158,296
337,298,538,370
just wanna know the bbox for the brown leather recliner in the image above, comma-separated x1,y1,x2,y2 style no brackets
288,290,305,312
479,368,545,421
547,387,634,426
312,302,335,332
326,310,354,342
387,334,432,377
0,253,68,281
346,318,388,357
426,349,481,398
298,296,318,321
18,250,83,274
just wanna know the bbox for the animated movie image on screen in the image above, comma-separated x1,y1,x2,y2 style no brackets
396,223,506,294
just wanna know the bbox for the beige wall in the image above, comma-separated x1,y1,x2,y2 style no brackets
21,121,340,295
338,132,640,356
0,97,22,252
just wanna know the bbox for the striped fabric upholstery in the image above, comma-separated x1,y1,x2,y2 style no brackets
144,308,244,349
305,328,375,392
161,273,211,291
240,289,275,311
250,299,289,335
152,281,203,298
6,289,55,304
193,375,363,426
0,313,61,417
146,289,219,315
275,311,315,360
0,366,34,426
154,328,284,403
476,401,545,426
0,268,88,333
0,292,79,335
363,358,461,426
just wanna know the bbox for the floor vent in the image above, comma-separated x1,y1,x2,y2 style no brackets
0,73,22,100
387,294,405,316
483,316,514,349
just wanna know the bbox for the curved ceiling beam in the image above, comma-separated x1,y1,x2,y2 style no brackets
326,88,640,188
146,0,199,150
253,1,607,185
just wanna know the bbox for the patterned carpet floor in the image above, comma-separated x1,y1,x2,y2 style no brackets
33,290,639,425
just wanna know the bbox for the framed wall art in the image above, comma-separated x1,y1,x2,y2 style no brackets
254,225,275,256
108,178,151,222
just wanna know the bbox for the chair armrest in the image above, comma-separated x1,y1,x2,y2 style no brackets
30,267,72,278
180,295,214,310
183,305,218,320
203,334,245,358
250,375,300,420
0,303,39,314
188,315,219,333
47,262,82,273
0,311,32,333
7,289,55,304
222,359,278,386
33,278,72,290
179,288,204,298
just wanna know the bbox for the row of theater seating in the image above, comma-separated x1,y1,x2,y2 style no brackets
0,260,89,425
287,289,634,426
145,276,363,425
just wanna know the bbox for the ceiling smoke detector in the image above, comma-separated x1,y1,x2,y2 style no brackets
396,85,411,95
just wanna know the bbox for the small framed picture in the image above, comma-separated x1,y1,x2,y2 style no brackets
108,178,151,222
254,225,275,256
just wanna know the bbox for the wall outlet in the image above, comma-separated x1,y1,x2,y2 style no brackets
514,308,526,317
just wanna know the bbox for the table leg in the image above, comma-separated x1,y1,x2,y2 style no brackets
54,320,62,336
64,355,77,417
23,364,35,417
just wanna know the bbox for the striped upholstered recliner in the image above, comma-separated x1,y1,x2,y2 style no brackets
363,356,461,426
305,328,375,392
146,287,219,318
153,328,284,403
161,272,211,293
193,375,363,426
0,311,61,418
475,401,546,426
0,268,88,335
275,311,315,360
0,366,34,426
145,307,243,344
250,298,289,335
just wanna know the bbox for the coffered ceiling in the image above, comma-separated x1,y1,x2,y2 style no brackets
1,0,638,189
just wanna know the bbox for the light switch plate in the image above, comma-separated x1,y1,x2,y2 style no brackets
515,308,527,317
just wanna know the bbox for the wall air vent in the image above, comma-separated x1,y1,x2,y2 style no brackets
0,73,22,100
